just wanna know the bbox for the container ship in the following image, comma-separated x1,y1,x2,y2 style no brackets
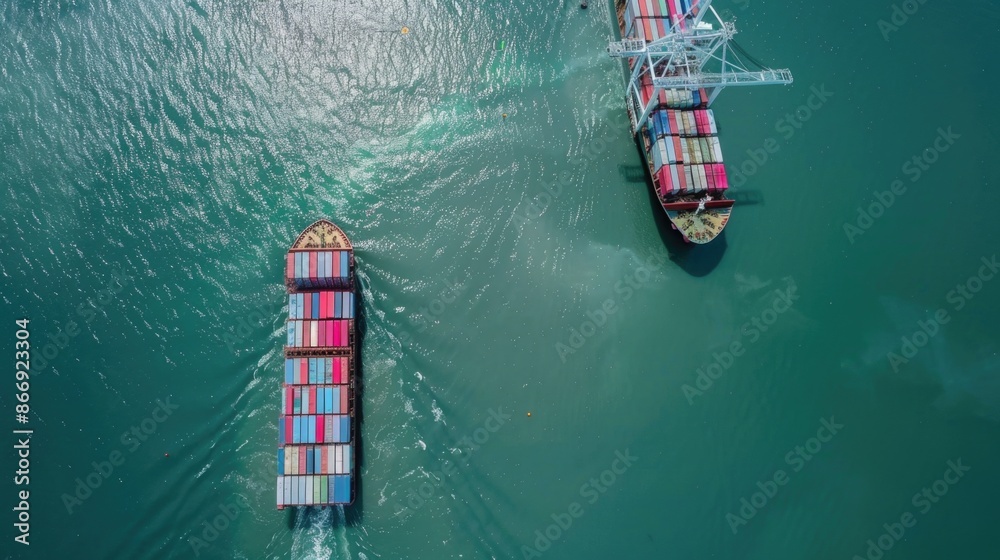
608,0,792,243
276,219,357,508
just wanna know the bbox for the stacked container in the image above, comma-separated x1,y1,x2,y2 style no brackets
278,224,356,509
622,0,701,40
285,250,352,290
645,104,728,199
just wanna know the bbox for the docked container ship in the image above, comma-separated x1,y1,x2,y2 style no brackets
608,0,792,243
277,219,357,508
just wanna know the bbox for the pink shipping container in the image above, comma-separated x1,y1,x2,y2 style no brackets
656,167,670,197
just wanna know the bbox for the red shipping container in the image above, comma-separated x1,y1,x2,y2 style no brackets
638,0,652,41
286,253,295,281
299,358,308,384
320,292,328,319
332,251,341,280
340,387,349,415
717,164,729,190
319,320,326,347
333,357,341,384
331,321,339,348
315,416,323,444
657,166,672,197
321,444,328,474
676,163,688,192
342,321,349,347
285,417,293,443
299,445,306,473
309,386,317,414
286,387,293,415
309,252,318,283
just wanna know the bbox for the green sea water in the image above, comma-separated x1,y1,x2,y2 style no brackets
2,0,999,559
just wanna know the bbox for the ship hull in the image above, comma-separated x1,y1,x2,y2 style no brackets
614,0,734,244
276,220,358,509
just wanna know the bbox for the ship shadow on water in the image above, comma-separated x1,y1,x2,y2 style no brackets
283,283,367,531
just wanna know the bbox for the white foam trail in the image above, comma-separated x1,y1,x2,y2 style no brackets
289,506,351,560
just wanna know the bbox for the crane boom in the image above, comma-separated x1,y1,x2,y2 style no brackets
608,0,792,133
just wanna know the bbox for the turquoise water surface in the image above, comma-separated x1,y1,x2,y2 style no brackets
2,0,999,559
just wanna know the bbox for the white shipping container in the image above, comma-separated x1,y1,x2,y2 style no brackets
699,165,709,192
685,166,694,191
670,164,681,194
277,477,285,506
700,138,713,163
306,476,314,505
707,110,718,134
689,138,702,164
344,446,352,474
712,137,724,162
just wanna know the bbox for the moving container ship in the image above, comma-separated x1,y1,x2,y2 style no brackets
277,220,357,508
608,0,792,243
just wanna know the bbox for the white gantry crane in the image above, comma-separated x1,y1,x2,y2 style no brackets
607,0,793,134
